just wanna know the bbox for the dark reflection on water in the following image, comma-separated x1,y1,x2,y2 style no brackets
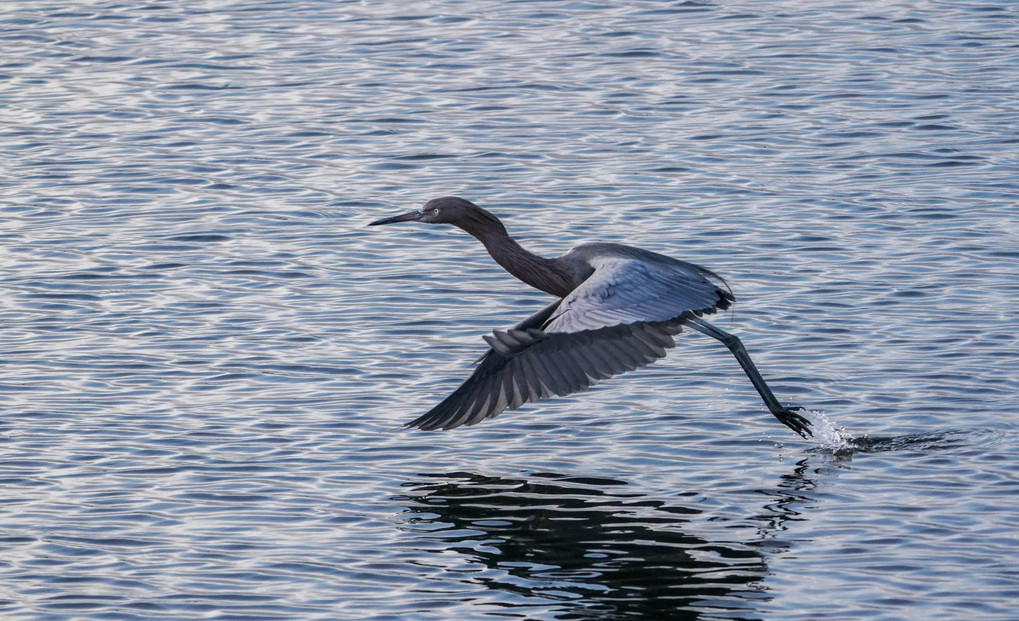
397,470,814,620
754,457,821,534
840,427,1007,454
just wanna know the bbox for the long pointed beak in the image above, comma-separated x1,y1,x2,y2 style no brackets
368,210,424,226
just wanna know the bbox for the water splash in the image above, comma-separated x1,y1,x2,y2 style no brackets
805,410,856,453
806,420,1014,456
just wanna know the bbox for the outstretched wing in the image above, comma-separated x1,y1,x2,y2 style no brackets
407,321,684,430
406,255,734,431
544,254,732,333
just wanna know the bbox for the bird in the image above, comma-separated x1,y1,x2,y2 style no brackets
368,196,812,438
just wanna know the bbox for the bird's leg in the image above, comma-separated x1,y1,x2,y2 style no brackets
684,316,812,438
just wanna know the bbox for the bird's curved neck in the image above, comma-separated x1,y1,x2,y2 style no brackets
457,218,575,298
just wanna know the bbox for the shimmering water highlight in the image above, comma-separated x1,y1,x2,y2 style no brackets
2,1,1018,619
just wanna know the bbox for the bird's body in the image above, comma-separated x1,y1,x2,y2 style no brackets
369,197,812,438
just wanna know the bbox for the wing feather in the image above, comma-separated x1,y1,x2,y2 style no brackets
407,320,689,430
406,250,734,431
545,255,731,333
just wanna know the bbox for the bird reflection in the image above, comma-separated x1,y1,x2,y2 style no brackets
395,471,811,620
394,434,979,617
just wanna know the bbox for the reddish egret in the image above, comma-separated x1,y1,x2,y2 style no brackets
369,197,812,438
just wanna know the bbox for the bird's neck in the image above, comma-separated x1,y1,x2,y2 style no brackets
458,220,575,298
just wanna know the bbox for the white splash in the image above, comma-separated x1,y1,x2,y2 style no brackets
806,409,855,452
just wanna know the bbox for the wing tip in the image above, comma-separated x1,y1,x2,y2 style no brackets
718,288,735,309
405,413,439,431
406,408,465,431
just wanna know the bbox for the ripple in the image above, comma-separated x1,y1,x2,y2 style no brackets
0,0,1017,619
851,427,1015,454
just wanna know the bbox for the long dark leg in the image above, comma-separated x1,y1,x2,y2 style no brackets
685,316,812,438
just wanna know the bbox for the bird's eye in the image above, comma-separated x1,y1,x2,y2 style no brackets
432,208,439,214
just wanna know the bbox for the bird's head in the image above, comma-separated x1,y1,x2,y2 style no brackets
368,196,503,233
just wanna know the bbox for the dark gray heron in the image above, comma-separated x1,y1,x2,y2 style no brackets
369,197,812,438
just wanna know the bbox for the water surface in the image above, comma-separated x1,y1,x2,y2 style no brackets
2,1,1018,619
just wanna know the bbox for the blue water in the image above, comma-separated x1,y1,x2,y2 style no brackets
2,1,1018,619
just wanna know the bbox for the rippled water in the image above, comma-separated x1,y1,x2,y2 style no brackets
2,1,1018,619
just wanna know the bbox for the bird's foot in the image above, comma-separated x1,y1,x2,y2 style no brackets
771,405,813,439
